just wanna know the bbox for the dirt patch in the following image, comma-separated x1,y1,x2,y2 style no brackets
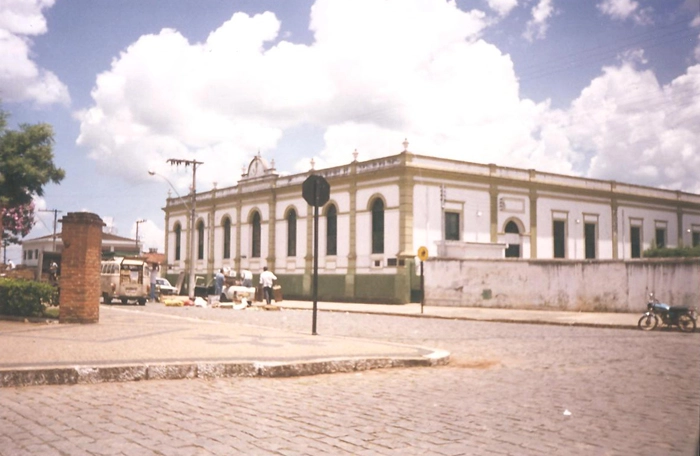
445,357,500,369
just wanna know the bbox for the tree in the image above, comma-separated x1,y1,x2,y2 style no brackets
0,106,65,244
2,202,36,245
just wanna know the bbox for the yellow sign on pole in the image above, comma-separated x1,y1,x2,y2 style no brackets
417,246,429,262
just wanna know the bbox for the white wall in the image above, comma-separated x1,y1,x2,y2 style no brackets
413,182,491,258
536,197,614,259
425,258,700,311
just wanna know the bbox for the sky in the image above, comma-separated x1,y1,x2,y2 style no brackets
2,0,700,263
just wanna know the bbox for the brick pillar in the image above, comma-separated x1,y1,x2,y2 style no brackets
59,212,104,324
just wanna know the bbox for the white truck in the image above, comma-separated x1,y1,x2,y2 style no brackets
100,257,150,305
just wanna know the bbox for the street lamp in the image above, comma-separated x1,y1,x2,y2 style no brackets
135,219,146,253
149,160,202,300
148,169,196,299
148,171,189,208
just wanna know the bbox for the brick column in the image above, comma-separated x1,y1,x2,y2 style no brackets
59,212,104,324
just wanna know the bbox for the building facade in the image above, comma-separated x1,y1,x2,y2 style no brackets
160,147,700,303
22,232,141,267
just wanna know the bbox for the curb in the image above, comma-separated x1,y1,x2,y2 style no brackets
0,351,450,388
279,306,639,330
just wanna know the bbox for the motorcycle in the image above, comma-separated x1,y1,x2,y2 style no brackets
638,292,697,333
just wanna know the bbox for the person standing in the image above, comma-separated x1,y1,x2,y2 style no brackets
49,261,58,282
149,263,159,302
214,268,225,296
241,268,253,288
259,266,277,305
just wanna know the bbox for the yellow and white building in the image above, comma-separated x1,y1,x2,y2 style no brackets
160,145,700,304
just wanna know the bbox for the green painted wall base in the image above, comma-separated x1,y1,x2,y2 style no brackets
278,273,408,304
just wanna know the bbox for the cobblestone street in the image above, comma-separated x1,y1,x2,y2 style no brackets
1,307,699,455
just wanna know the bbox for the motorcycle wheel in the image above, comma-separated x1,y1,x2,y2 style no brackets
638,314,658,331
677,314,696,333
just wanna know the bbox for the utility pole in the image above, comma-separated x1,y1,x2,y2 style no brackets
167,158,203,300
135,219,147,253
38,209,62,251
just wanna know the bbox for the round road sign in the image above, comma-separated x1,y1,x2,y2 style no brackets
417,246,429,261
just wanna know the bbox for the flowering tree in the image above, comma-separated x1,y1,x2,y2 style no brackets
2,202,36,245
0,106,64,242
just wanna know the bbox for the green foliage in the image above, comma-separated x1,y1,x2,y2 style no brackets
0,105,65,209
0,278,56,317
643,246,700,258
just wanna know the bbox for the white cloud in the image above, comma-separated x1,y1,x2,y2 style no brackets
597,0,652,25
524,0,555,42
692,15,700,62
78,0,494,191
566,61,700,193
0,0,52,35
0,0,69,106
311,38,572,175
487,0,518,16
76,0,700,198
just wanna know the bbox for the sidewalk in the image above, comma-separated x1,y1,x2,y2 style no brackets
0,301,642,389
276,300,641,329
0,304,448,388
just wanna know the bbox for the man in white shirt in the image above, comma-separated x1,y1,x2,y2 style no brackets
259,266,277,305
241,269,253,288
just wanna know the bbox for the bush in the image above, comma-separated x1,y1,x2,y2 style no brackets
0,278,57,317
643,246,700,258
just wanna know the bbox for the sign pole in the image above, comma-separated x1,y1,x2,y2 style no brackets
416,246,429,315
312,187,319,335
420,260,424,314
303,174,329,336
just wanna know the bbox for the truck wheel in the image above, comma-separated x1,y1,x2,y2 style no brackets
138,299,146,306
121,298,128,305
102,293,111,304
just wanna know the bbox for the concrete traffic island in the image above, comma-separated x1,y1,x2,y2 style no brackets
0,305,449,388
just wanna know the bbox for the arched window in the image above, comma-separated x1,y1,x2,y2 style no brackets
371,198,384,254
222,217,231,259
174,223,182,261
287,209,297,257
505,220,521,258
197,220,205,260
252,212,261,258
326,204,337,256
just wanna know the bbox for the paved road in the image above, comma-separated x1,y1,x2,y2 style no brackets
1,306,699,455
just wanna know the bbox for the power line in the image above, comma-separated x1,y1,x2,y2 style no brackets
37,209,62,251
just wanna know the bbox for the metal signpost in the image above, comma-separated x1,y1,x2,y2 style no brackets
417,246,429,314
302,174,330,335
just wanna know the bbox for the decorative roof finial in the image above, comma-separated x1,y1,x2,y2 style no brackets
352,149,358,162
241,165,246,176
213,181,218,190
402,138,409,152
270,158,275,169
310,158,315,171
257,149,261,157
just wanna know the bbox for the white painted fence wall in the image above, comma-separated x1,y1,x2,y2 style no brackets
424,258,700,312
